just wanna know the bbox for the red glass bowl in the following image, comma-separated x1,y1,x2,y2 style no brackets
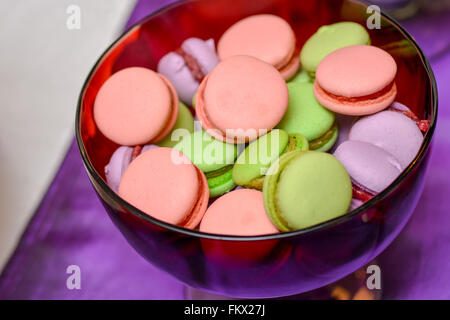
76,0,437,298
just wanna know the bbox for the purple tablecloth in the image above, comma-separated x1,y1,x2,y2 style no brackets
0,0,449,299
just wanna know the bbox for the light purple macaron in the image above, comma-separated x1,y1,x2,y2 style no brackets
348,110,423,169
157,38,219,105
334,140,402,195
105,144,158,192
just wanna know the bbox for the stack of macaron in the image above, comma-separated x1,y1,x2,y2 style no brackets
93,14,428,236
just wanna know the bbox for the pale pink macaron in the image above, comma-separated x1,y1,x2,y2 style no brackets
314,45,397,116
94,67,179,146
195,55,289,144
118,147,209,229
348,110,423,169
200,189,278,236
217,14,300,80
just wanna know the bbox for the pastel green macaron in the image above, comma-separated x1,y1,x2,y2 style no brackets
232,129,308,189
174,130,238,197
277,82,337,152
300,21,370,76
263,150,352,231
158,102,194,148
288,67,312,84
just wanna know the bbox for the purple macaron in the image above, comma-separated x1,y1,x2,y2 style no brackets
348,109,423,169
334,140,402,195
157,38,219,105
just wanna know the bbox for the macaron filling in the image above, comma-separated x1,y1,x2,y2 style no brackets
175,47,205,83
239,134,307,190
388,102,430,133
177,166,210,229
308,122,338,150
314,81,397,106
277,47,301,80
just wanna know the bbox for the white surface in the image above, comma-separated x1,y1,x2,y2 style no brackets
0,0,136,271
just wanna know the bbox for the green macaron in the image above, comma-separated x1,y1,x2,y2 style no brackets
288,67,312,84
276,82,337,152
232,129,308,190
300,21,370,77
263,150,352,231
158,101,195,148
174,130,238,197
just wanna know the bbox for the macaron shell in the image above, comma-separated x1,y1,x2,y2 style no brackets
218,14,296,70
313,80,397,116
348,110,423,168
173,130,238,173
105,146,133,193
94,67,176,146
275,152,352,230
157,101,194,148
279,52,301,81
148,74,180,143
157,52,199,105
233,129,289,186
181,38,219,75
289,68,312,84
182,166,210,229
334,140,402,194
118,148,201,227
315,45,397,97
208,170,236,198
300,22,370,74
200,189,279,236
196,56,288,143
277,82,335,141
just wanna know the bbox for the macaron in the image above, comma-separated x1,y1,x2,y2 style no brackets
199,189,278,236
217,14,300,80
348,110,423,169
277,82,337,152
157,38,219,105
289,68,312,84
94,67,179,146
118,147,209,229
173,130,238,197
314,45,397,116
300,22,370,77
334,140,402,195
105,144,158,193
195,55,289,144
157,101,195,148
232,129,308,189
263,150,352,231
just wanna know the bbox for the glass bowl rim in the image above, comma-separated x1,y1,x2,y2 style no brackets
75,0,438,241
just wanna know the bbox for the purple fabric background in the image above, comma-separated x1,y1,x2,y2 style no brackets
0,0,449,299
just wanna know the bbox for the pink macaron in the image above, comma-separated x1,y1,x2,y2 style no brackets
195,55,289,143
104,144,158,193
217,14,300,80
314,45,397,116
200,189,278,236
94,67,179,146
118,147,209,229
